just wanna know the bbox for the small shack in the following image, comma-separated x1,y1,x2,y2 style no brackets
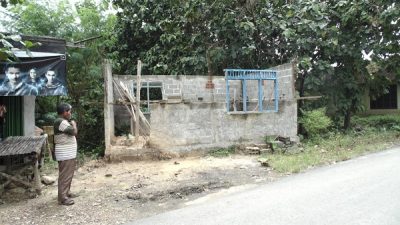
0,35,67,195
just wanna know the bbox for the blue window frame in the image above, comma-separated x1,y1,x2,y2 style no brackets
224,69,278,113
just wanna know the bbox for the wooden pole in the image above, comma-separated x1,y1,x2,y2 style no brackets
33,157,42,194
136,60,142,141
0,171,33,189
103,59,115,157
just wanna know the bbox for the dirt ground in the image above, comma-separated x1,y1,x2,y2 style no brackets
0,154,281,225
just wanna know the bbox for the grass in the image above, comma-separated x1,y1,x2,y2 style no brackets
40,151,98,174
209,146,236,157
260,129,400,174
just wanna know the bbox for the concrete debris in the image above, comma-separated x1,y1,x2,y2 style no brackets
245,147,261,155
254,143,269,149
266,136,298,154
260,149,271,154
258,158,270,167
126,192,142,200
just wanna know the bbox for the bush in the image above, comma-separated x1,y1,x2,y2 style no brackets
353,114,400,131
36,112,58,127
299,108,332,138
209,146,236,157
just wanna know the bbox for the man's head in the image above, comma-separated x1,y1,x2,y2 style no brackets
29,69,37,80
5,66,21,85
57,103,72,119
45,70,56,85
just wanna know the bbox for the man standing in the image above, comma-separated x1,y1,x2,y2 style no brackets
54,103,78,206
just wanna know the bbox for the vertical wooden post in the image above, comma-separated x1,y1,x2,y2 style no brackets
103,59,115,157
33,157,41,195
135,60,142,142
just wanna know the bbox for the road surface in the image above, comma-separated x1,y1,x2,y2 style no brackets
127,147,400,225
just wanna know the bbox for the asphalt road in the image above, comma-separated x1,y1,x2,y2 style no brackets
127,147,400,225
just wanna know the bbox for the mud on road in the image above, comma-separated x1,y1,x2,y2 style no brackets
0,155,281,225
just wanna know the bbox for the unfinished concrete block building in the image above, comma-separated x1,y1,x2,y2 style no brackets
104,61,298,158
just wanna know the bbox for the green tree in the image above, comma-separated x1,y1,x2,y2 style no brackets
3,0,116,155
0,0,34,61
0,0,23,7
321,0,399,129
112,0,399,130
111,0,294,75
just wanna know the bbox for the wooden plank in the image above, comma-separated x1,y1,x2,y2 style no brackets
33,158,42,194
0,170,34,189
136,60,142,141
113,74,151,137
296,96,322,100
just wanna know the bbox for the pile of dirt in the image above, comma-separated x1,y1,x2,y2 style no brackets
0,155,281,225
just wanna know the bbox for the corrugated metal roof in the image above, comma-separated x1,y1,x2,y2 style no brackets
0,136,46,156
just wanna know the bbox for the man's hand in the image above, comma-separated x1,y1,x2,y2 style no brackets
70,120,78,136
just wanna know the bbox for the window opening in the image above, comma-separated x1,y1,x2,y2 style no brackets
370,85,398,109
133,82,163,112
224,69,278,113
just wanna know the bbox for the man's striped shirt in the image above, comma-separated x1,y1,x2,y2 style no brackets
54,118,77,161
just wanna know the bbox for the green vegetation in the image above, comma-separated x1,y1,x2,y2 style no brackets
261,114,400,173
4,0,116,156
209,146,236,157
299,108,332,138
1,0,399,160
353,114,400,131
112,0,399,130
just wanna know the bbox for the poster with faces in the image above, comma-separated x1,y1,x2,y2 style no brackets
0,52,67,96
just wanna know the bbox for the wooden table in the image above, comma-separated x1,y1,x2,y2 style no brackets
0,136,48,195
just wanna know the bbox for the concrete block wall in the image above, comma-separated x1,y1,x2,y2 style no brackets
113,62,297,153
148,101,297,152
113,75,243,103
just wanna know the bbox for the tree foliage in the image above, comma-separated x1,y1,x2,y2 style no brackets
299,107,332,138
3,0,116,155
111,0,295,75
112,0,399,129
0,0,23,8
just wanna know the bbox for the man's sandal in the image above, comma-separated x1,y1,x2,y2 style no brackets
59,198,74,206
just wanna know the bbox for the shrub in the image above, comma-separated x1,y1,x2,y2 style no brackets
299,108,332,138
209,146,236,157
353,114,400,131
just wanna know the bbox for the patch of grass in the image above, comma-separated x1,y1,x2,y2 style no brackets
261,130,400,174
209,146,236,157
76,151,98,167
41,156,58,174
40,150,97,174
353,114,400,131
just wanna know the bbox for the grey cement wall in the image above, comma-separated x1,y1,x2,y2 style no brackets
113,62,297,153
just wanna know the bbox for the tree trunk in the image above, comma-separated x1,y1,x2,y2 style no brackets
297,71,307,135
343,109,351,130
297,72,306,110
343,99,356,130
